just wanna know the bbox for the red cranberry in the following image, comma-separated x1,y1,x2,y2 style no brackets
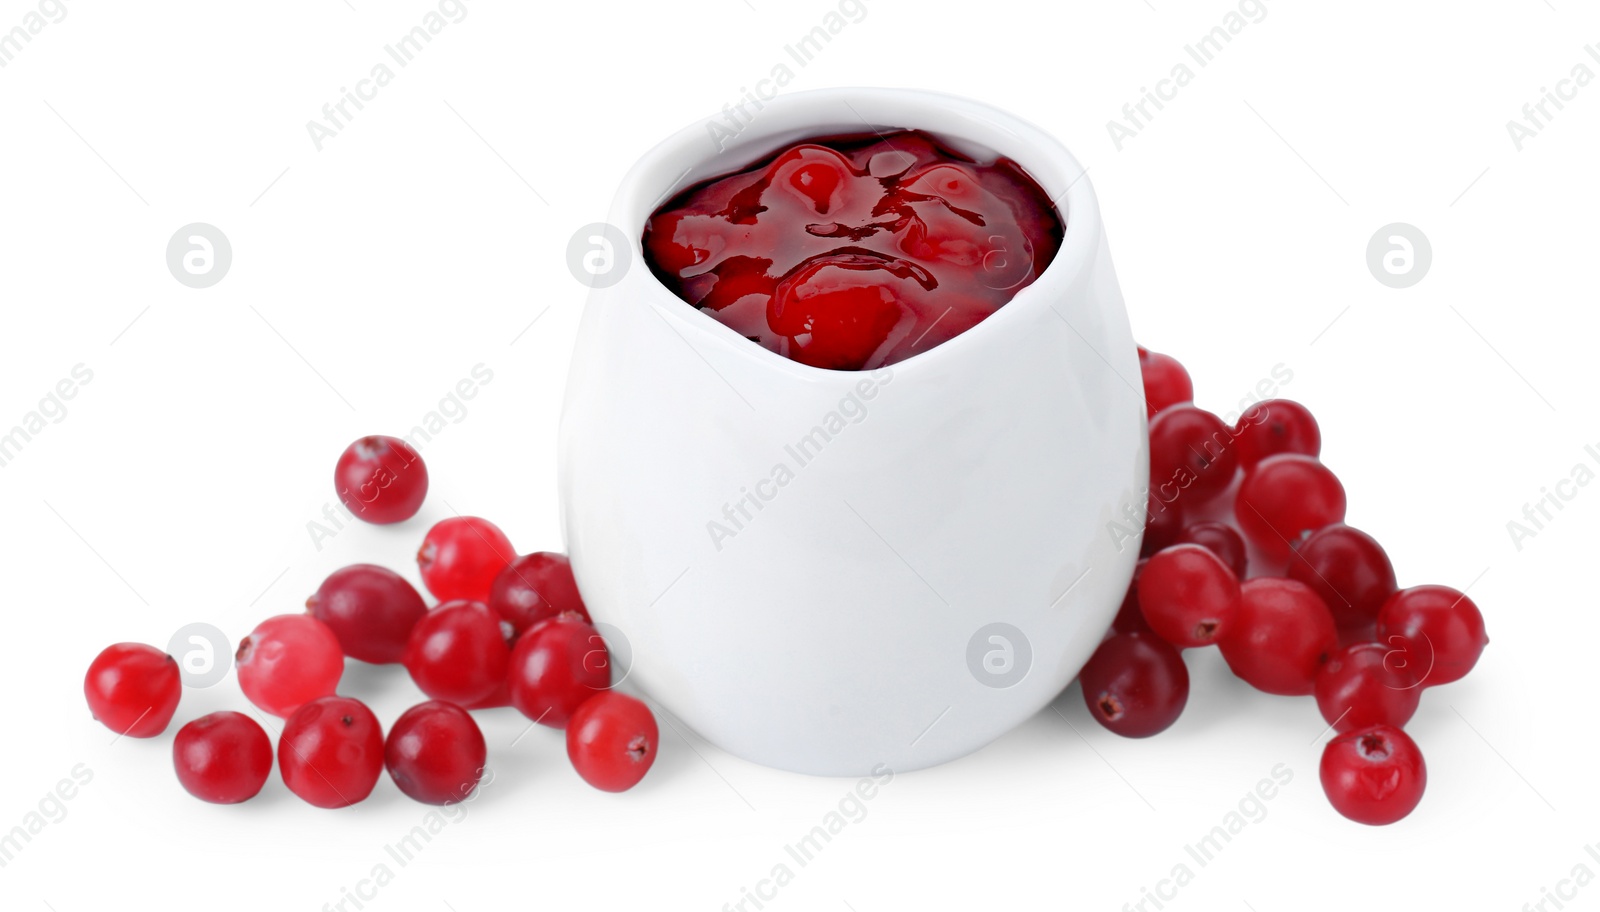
1175,521,1248,578
1078,632,1189,738
1234,454,1346,560
1140,493,1184,558
1137,544,1241,648
417,516,516,603
1111,562,1151,636
1286,524,1396,635
768,255,914,371
334,435,428,524
1137,347,1193,417
1376,585,1488,687
1218,578,1338,696
780,152,848,213
83,643,181,739
173,711,272,804
766,144,855,215
403,600,511,706
696,261,779,313
1314,642,1421,733
1320,724,1426,825
279,696,385,809
1148,405,1240,504
385,701,487,805
307,564,428,664
236,615,343,718
642,209,704,277
1233,399,1320,468
509,613,612,729
567,692,659,792
488,552,589,638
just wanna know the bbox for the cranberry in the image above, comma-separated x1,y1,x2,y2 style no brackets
83,643,181,739
768,255,915,371
385,701,487,805
1320,724,1426,825
509,613,612,728
1219,578,1338,696
236,615,344,718
488,552,589,638
417,516,516,603
1078,632,1189,738
172,711,273,804
279,696,385,809
1148,404,1240,504
334,435,428,524
777,147,849,213
1286,524,1396,636
307,564,428,664
567,692,659,792
1111,562,1151,636
1314,642,1421,733
1137,544,1241,648
403,600,511,706
1140,492,1184,558
1175,521,1248,578
1137,347,1193,417
1376,585,1488,687
1233,399,1320,468
1234,454,1346,560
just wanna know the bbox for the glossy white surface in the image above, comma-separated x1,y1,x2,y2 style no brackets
559,88,1146,775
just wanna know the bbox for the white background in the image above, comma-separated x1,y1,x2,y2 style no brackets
1,0,1595,910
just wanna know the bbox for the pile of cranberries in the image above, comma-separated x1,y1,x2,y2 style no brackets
84,368,1485,826
83,435,658,807
1080,346,1488,825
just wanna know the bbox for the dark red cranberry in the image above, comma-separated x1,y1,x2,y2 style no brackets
1287,524,1397,635
1140,493,1184,558
1111,561,1152,636
307,564,428,664
1175,521,1248,578
1079,632,1189,738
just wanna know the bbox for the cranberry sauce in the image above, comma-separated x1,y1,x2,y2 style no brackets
643,130,1063,371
